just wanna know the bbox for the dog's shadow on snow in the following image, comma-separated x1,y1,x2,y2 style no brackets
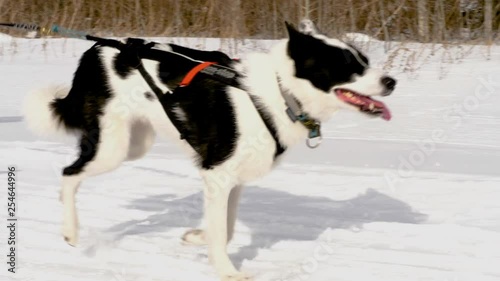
104,186,427,268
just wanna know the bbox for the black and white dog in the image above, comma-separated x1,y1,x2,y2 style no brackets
23,21,396,281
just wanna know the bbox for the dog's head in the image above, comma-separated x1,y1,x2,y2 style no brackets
285,21,395,120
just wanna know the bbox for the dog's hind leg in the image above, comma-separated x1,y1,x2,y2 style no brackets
60,120,131,246
182,216,208,246
60,175,82,246
60,129,100,246
126,119,155,161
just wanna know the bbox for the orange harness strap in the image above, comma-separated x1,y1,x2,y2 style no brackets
179,61,216,87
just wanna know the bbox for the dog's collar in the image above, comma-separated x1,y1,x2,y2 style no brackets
276,75,322,148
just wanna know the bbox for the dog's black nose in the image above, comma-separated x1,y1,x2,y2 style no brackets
381,76,396,91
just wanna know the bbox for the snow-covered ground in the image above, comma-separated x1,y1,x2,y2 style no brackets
0,35,499,281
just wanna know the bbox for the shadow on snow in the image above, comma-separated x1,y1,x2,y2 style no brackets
100,186,427,268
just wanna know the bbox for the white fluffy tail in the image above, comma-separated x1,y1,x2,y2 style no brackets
23,84,72,138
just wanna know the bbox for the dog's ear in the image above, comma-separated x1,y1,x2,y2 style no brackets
285,21,318,76
285,21,309,51
285,21,301,38
298,19,320,35
285,21,303,57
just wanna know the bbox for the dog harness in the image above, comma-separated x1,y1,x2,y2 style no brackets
92,38,322,150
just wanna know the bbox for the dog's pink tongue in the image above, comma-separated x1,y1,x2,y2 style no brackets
376,100,391,121
362,96,392,121
381,104,392,121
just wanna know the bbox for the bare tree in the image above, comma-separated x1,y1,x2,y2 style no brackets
485,0,494,43
417,0,429,42
433,0,446,42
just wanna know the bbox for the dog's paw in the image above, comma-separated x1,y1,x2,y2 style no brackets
181,229,207,246
62,227,78,246
62,221,78,246
221,272,253,281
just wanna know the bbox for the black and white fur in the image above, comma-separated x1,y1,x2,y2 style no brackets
23,21,396,281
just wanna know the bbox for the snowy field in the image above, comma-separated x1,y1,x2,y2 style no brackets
0,34,500,281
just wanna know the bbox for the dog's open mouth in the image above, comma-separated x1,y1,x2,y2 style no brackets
335,89,391,121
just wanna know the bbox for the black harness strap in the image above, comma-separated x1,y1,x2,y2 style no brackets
248,95,287,158
136,63,164,97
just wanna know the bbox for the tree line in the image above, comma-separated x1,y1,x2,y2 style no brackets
0,0,498,42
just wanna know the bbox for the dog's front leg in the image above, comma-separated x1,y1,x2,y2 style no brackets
182,185,242,246
203,176,251,281
227,185,242,242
